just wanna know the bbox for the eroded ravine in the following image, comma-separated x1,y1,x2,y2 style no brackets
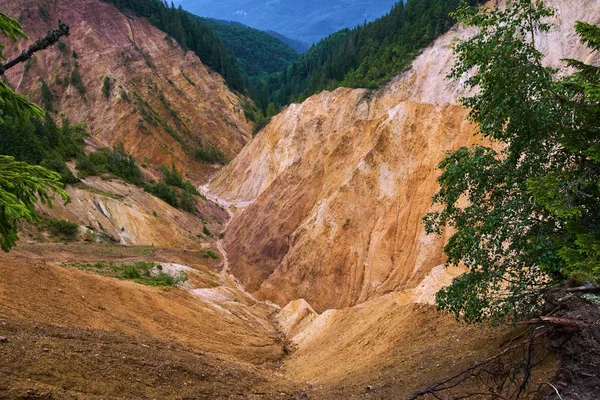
197,177,269,307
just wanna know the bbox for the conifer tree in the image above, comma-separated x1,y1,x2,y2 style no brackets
0,13,69,251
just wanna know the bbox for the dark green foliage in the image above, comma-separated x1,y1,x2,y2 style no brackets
144,180,179,208
37,4,50,22
252,0,486,111
200,249,219,259
193,143,226,164
0,112,85,184
45,218,79,239
104,0,247,93
265,30,310,54
203,226,212,237
40,81,53,112
57,40,67,54
179,190,195,213
181,70,195,86
70,61,85,98
0,13,71,251
76,143,143,185
528,21,600,285
199,18,299,78
145,164,198,212
101,76,111,99
423,0,600,323
160,164,184,188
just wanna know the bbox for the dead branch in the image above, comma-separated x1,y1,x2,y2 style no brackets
0,21,69,76
518,317,589,331
567,284,600,294
406,327,549,400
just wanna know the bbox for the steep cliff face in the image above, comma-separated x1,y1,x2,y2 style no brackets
209,0,600,312
2,0,252,182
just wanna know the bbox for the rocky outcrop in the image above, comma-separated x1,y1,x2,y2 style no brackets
209,0,600,312
36,176,227,249
2,0,252,182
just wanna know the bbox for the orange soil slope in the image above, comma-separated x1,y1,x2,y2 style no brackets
1,0,252,182
208,0,600,312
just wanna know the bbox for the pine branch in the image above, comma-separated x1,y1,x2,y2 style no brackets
0,21,69,75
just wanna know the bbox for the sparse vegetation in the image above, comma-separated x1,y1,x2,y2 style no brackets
40,81,54,112
70,61,86,98
102,76,112,99
194,143,226,164
44,218,79,240
143,164,199,212
181,71,195,86
57,40,67,54
76,143,143,185
62,260,189,287
37,4,50,22
200,249,219,259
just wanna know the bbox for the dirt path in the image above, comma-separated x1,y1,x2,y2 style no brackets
198,180,266,306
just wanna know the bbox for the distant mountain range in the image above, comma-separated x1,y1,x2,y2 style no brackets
173,0,399,44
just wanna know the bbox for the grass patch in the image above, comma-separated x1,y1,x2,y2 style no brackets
199,249,219,259
62,260,189,287
74,182,123,200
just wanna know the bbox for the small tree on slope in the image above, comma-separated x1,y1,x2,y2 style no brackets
424,0,600,323
0,13,70,251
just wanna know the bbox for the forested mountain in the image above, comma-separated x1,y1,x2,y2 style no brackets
104,0,487,116
251,0,487,111
173,0,399,45
198,18,299,78
105,0,247,93
265,31,310,54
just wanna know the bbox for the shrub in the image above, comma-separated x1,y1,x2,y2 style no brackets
37,4,50,22
57,41,67,54
194,144,226,164
121,265,141,279
144,181,179,208
40,81,54,112
200,249,219,259
70,62,86,98
46,219,79,239
102,76,111,99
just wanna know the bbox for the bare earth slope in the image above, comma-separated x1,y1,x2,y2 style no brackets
209,0,600,312
1,0,252,181
0,1,598,398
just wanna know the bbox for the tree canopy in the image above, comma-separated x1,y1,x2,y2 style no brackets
424,0,600,323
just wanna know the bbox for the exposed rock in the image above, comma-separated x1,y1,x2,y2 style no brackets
209,0,600,312
276,299,318,339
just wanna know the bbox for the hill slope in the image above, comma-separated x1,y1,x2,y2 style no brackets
2,0,252,183
199,18,299,78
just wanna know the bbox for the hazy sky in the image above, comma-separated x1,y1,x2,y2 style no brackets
172,0,399,44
